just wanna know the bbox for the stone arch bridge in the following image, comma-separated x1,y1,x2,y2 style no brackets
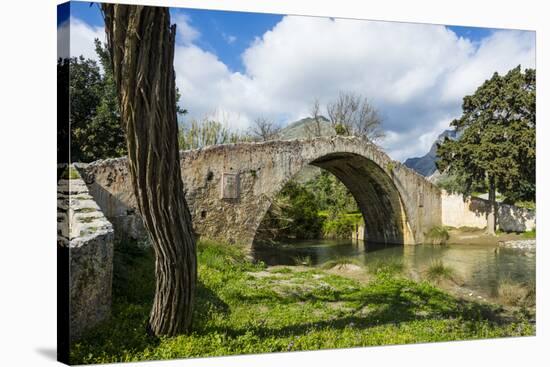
77,136,442,249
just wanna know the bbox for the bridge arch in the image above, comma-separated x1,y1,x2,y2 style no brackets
79,136,442,249
252,151,413,245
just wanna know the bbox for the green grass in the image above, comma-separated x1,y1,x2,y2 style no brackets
61,166,81,180
425,226,450,245
522,228,536,239
514,201,535,210
456,226,482,232
426,260,455,284
367,258,404,276
70,240,534,365
320,256,363,270
497,279,536,308
291,255,312,266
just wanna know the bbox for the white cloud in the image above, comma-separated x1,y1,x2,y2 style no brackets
173,13,200,45
69,17,105,61
222,33,237,44
57,19,70,60
62,15,536,161
441,30,536,102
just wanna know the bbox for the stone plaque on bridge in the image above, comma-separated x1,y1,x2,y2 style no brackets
221,173,239,199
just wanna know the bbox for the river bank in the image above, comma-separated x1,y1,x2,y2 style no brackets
447,227,534,245
71,239,535,365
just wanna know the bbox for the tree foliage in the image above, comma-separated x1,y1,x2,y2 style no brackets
178,118,246,150
304,170,359,218
257,170,360,241
436,66,535,201
256,181,325,241
69,39,186,162
436,66,536,232
69,42,126,162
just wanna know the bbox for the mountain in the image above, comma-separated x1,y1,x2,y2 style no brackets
278,116,334,182
404,129,459,177
278,116,334,140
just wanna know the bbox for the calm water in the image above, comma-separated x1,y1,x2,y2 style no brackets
252,239,536,298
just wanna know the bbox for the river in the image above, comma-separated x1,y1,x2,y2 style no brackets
252,239,535,299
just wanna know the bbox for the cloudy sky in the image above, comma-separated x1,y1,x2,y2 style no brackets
58,2,535,161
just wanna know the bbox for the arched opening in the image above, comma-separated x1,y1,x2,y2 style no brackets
252,152,411,265
310,152,408,245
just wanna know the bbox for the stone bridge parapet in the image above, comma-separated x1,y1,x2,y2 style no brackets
77,136,443,248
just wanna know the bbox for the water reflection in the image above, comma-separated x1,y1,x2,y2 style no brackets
252,239,535,298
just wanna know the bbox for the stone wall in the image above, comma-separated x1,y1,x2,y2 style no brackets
78,136,443,248
441,191,535,232
57,172,114,341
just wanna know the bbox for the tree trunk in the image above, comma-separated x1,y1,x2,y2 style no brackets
101,4,196,336
486,177,497,235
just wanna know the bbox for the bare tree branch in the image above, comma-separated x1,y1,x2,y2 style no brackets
326,91,384,141
249,117,281,141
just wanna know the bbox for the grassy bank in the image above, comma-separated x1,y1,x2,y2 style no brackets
71,240,534,364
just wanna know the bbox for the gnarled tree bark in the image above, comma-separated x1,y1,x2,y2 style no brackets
101,4,196,336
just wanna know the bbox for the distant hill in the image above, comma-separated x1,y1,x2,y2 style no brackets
278,116,334,182
278,116,334,140
404,129,459,177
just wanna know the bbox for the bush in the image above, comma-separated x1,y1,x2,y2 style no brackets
425,226,450,245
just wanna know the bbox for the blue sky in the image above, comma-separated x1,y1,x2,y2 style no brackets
59,1,535,161
63,2,495,74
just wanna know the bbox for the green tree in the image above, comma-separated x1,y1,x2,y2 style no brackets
70,42,126,162
69,55,103,162
304,170,358,217
436,66,536,234
257,181,324,240
70,39,186,162
178,118,245,150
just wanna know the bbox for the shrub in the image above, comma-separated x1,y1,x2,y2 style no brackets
425,226,450,245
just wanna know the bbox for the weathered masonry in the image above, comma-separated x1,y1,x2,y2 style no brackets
57,174,114,340
77,136,442,248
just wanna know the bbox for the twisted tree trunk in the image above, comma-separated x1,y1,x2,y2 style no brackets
102,4,196,336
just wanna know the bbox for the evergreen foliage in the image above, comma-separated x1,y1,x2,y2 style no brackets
436,66,536,232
